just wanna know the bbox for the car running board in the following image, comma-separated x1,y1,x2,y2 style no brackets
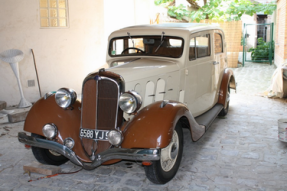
195,104,223,131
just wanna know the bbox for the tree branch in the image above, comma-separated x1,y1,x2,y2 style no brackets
186,0,200,9
168,0,175,7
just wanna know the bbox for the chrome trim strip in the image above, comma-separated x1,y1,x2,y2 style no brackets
18,132,83,167
18,132,160,169
83,148,160,170
44,92,55,100
160,100,169,108
94,75,99,155
96,76,99,130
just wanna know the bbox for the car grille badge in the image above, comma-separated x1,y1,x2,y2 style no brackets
94,75,101,81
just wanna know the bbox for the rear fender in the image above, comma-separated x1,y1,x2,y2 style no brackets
218,68,236,107
121,100,205,149
24,95,91,162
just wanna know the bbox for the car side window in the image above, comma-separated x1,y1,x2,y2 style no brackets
196,34,210,58
215,33,223,54
189,34,210,61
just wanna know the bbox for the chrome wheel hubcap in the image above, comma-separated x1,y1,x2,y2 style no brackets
160,130,179,172
49,150,61,156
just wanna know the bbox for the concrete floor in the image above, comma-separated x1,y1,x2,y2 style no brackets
0,62,287,190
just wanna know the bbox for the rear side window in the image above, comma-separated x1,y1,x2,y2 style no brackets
196,35,210,58
215,33,223,53
189,34,210,61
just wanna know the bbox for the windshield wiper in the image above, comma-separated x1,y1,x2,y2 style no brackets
127,32,134,47
155,32,165,52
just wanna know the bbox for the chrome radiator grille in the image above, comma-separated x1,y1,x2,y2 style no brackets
81,77,119,156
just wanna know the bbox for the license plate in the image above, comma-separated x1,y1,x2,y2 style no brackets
80,128,109,140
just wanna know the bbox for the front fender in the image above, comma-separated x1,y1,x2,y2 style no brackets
24,95,91,162
121,100,205,149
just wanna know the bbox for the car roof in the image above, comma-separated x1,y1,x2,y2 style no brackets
119,23,219,32
108,23,223,41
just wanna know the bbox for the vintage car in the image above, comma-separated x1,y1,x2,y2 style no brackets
18,23,236,184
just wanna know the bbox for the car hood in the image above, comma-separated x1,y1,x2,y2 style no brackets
106,58,180,82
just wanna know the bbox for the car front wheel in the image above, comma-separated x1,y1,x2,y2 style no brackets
144,122,183,184
31,133,68,165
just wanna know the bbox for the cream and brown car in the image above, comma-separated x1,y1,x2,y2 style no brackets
18,23,236,184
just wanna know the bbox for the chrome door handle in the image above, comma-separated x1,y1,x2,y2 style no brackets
213,61,219,65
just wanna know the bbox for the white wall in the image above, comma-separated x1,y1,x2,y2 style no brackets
0,0,105,106
0,0,153,106
241,14,257,50
103,0,153,56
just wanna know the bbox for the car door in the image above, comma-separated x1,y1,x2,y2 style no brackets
213,30,227,105
183,31,215,117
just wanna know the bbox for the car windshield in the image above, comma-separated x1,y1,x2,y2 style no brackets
109,35,184,58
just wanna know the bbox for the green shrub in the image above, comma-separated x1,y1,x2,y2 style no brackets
248,37,274,61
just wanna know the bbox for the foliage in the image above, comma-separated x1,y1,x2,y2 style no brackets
248,37,274,61
154,0,174,5
154,0,277,22
167,4,190,20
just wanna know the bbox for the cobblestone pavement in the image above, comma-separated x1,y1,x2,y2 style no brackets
1,63,287,191
232,62,276,95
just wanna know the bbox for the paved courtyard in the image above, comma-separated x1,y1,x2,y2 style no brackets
0,62,287,190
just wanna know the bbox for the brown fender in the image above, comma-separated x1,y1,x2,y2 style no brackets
218,68,236,107
24,95,91,162
121,101,205,149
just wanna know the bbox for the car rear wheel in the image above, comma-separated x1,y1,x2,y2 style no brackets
144,122,183,184
219,83,230,116
31,133,68,165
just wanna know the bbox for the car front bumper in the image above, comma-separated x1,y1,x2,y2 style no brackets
18,132,160,169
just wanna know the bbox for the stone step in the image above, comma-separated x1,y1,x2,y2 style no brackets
0,101,7,110
7,107,31,123
0,113,9,124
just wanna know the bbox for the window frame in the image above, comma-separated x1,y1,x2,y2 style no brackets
39,0,69,29
108,35,185,59
189,33,211,61
214,33,223,54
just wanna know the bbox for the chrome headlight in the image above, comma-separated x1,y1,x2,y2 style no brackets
107,130,123,146
64,137,75,149
119,90,142,114
42,123,57,139
55,88,77,109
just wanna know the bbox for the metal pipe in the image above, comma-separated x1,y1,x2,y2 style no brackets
31,49,42,97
